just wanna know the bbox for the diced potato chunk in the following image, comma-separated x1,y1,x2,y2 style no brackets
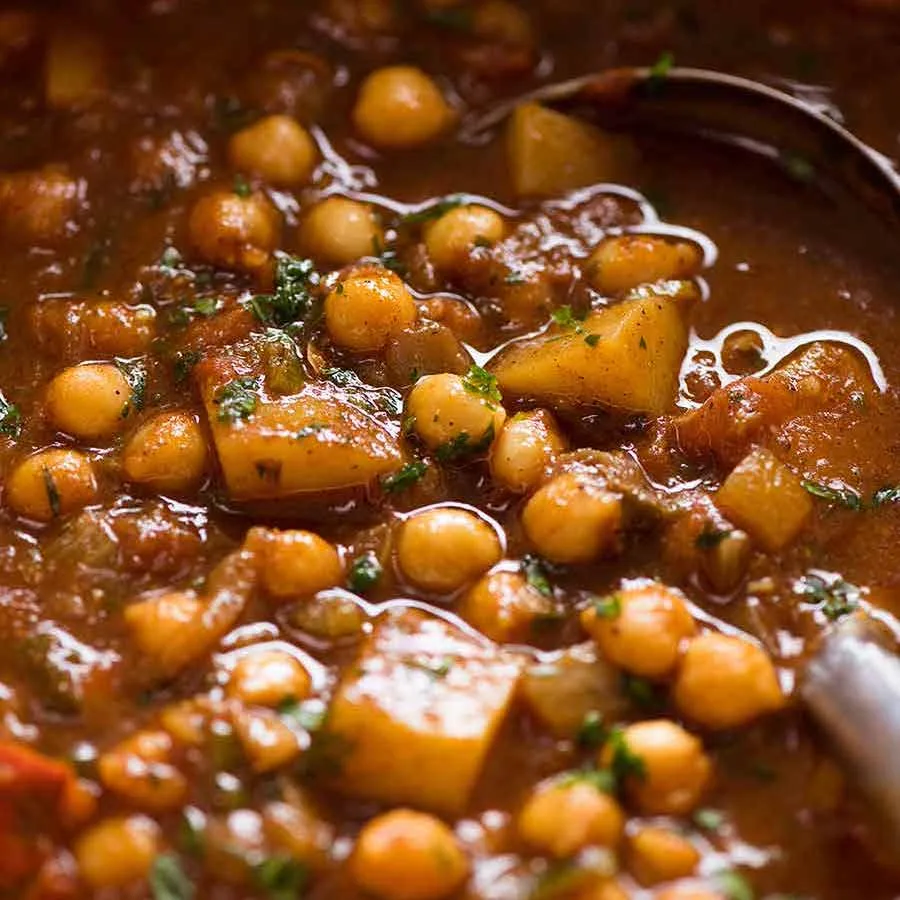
507,103,622,197
196,356,401,500
322,609,522,815
490,295,688,414
715,448,812,551
520,642,627,738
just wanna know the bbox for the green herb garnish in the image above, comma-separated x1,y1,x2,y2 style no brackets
382,460,428,494
794,572,861,621
116,359,148,417
649,51,675,83
233,174,252,198
149,854,194,900
462,364,502,405
435,423,495,462
576,711,606,750
348,551,382,594
214,377,261,423
401,195,465,226
713,870,754,900
693,807,726,831
592,593,622,619
172,350,201,384
696,525,733,549
0,391,21,438
606,726,646,782
42,467,61,518
801,479,863,510
245,254,318,328
253,855,308,900
522,554,553,597
873,485,900,506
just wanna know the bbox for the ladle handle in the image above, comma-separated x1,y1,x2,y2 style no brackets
802,615,900,843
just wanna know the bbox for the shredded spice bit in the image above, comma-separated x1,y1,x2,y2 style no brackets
41,466,61,518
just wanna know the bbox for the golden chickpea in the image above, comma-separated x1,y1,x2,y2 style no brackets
228,114,318,188
245,526,344,600
300,196,383,269
122,411,208,494
6,448,97,521
406,372,506,456
601,720,711,816
228,647,312,707
489,409,566,493
522,473,621,564
188,189,280,274
627,827,700,886
655,887,724,900
233,706,303,773
396,506,503,593
353,66,453,150
518,777,625,858
673,632,786,730
325,266,417,352
352,809,469,900
75,815,160,889
472,0,534,46
45,363,132,441
581,583,697,679
459,570,552,643
98,729,187,812
586,235,702,295
424,205,506,275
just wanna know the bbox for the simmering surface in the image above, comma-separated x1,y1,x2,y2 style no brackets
1,1,900,898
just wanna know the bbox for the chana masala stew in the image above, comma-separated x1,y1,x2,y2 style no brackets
4,1,900,898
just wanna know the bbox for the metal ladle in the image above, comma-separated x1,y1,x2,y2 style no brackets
472,66,900,845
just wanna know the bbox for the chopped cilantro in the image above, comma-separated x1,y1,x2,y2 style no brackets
0,391,21,438
783,153,815,184
401,195,465,226
794,571,860,621
584,334,602,347
638,335,648,350
425,6,473,30
873,485,900,506
801,479,863,510
649,51,675,83
178,807,206,857
245,254,318,328
233,173,252,198
522,554,553,597
693,807,726,831
592,593,622,619
149,854,194,900
296,423,327,440
382,460,428,494
172,350,201,384
253,855,308,900
576,711,606,750
695,525,733,549
435,423,495,462
606,726,646,782
558,767,616,794
462,364,502,405
214,377,261,423
348,551,382,594
324,368,402,416
713,871,754,900
278,697,326,733
551,305,581,328
116,359,148,417
42,467,61,518
622,673,662,711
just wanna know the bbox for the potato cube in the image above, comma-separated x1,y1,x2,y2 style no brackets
197,356,401,500
715,447,812,551
322,609,522,815
490,294,688,415
507,103,622,197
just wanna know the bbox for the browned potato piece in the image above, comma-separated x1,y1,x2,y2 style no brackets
715,448,812,551
0,166,81,245
507,103,623,197
587,235,702,295
490,294,689,415
324,609,522,814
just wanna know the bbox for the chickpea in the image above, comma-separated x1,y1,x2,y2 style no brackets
472,0,534,46
245,526,344,600
75,815,160,889
601,720,711,815
586,235,702,295
581,583,696,679
264,793,334,873
655,887,724,900
489,409,567,493
45,363,132,441
233,706,303,773
353,66,453,150
459,570,553,643
627,827,700,886
228,647,312,707
352,809,469,900
406,372,506,456
299,196,383,269
522,473,621,564
673,632,786,730
396,506,503,593
325,265,417,352
98,729,187,812
424,205,506,276
122,411,208,494
518,776,625,858
229,114,318,188
188,189,280,274
6,448,97,521
0,166,80,245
